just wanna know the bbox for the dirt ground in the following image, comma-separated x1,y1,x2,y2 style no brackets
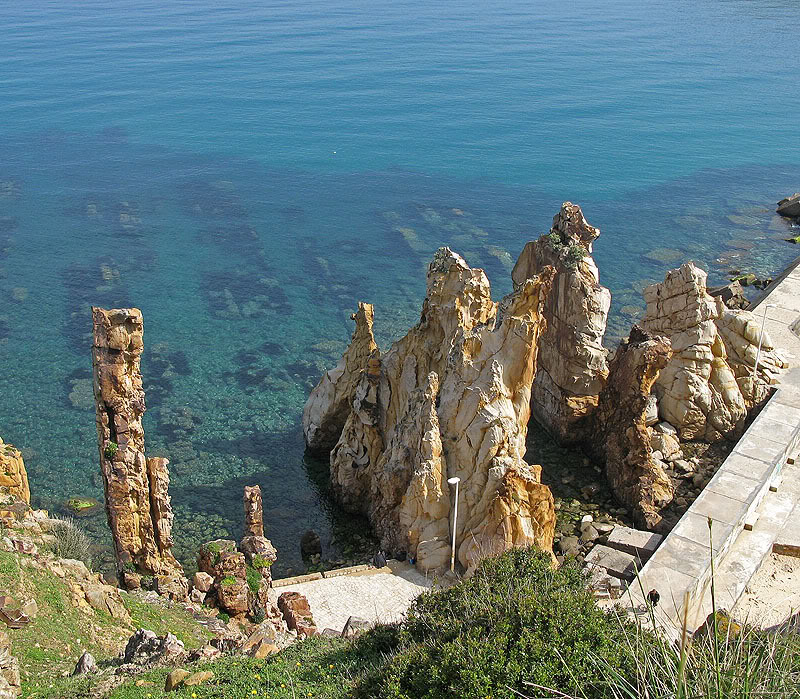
733,553,800,629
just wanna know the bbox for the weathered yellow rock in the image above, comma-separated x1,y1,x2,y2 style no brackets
643,263,783,441
303,303,378,453
164,668,190,691
318,248,557,574
590,326,674,529
0,438,29,505
92,308,183,584
183,670,215,687
512,203,610,444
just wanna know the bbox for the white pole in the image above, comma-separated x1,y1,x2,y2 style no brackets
448,476,460,574
752,304,776,380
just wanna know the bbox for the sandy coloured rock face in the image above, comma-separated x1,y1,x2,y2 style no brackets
303,303,378,453
92,307,183,581
642,264,783,441
590,326,675,529
317,248,557,574
511,203,610,444
0,439,29,505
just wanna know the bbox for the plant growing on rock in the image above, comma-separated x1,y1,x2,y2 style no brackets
220,575,237,587
250,554,272,570
103,441,117,461
564,244,586,270
245,565,261,594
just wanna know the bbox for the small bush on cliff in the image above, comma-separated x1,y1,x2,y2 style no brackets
46,516,93,568
103,441,118,460
352,547,652,698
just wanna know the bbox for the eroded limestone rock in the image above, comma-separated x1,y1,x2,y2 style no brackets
590,326,674,529
0,439,29,505
303,303,378,453
642,264,783,441
243,485,264,538
512,203,611,444
319,248,556,573
92,307,183,582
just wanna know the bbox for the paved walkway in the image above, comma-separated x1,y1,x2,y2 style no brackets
271,562,435,633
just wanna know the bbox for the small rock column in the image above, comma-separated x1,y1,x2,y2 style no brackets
0,438,29,505
243,485,264,537
92,307,183,583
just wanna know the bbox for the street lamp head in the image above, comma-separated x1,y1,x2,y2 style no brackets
447,477,460,485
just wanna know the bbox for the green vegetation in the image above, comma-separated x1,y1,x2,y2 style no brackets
45,516,93,568
250,554,272,570
0,550,212,698
564,244,586,270
18,547,800,698
245,564,261,594
545,230,563,250
103,441,118,460
219,575,237,587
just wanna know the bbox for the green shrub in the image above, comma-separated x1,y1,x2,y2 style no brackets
103,441,118,460
46,517,94,569
353,547,652,699
545,230,563,250
245,565,261,594
251,554,273,569
564,244,586,270
220,575,237,587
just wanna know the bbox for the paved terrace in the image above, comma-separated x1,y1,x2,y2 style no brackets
270,561,435,633
629,254,800,636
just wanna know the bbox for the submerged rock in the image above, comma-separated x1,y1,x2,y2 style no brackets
311,247,556,574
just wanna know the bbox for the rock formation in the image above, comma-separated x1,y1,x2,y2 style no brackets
92,307,183,583
642,264,783,441
0,439,29,505
590,326,675,529
243,485,264,538
303,303,378,453
309,248,557,573
511,203,610,444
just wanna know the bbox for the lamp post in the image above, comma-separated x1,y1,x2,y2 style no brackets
753,304,777,380
447,476,460,574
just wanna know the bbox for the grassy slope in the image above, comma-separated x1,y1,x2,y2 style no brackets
0,551,213,698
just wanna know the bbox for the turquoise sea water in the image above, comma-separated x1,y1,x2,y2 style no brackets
1,0,799,574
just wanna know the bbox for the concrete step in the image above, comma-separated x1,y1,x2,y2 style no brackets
606,526,662,561
584,544,641,581
773,501,800,558
690,470,798,629
627,386,800,633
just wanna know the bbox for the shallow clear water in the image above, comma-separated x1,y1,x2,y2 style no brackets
1,0,799,574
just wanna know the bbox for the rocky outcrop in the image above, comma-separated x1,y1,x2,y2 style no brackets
0,631,20,698
315,248,556,573
277,591,317,638
642,264,783,441
511,203,610,444
92,307,183,583
243,485,264,538
0,439,29,505
777,193,800,218
590,326,674,529
303,303,378,453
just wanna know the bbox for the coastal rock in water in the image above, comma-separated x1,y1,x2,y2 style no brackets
511,203,610,444
0,439,29,505
303,303,378,453
92,307,183,581
243,485,264,538
320,248,556,573
777,193,800,218
590,326,674,529
642,264,782,441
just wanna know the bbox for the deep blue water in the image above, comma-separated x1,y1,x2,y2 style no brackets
1,0,799,573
